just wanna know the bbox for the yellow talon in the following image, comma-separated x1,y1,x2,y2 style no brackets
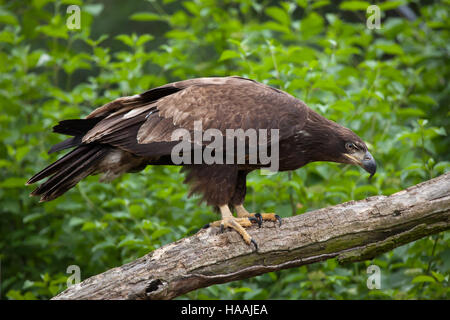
205,205,257,250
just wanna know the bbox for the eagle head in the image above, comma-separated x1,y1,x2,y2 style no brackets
301,111,377,178
340,138,377,178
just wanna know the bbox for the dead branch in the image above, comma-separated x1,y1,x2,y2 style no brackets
53,173,450,300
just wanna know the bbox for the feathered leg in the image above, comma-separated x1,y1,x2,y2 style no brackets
229,171,281,227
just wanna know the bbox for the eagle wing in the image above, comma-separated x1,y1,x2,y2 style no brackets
79,76,308,157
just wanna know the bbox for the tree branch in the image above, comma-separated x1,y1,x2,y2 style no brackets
53,173,450,300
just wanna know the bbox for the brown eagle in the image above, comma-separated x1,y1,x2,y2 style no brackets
27,76,376,249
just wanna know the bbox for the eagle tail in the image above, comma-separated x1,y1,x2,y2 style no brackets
46,118,103,154
27,144,110,202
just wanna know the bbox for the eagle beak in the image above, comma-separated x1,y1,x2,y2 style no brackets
361,151,376,179
342,151,377,178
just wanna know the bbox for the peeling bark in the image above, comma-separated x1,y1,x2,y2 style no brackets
53,173,450,300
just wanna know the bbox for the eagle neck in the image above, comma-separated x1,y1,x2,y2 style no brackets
293,109,344,164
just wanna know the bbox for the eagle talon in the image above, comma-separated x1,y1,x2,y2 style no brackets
275,215,282,226
248,216,259,225
254,213,263,228
250,239,258,251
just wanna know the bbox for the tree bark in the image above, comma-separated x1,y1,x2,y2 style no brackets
53,173,450,300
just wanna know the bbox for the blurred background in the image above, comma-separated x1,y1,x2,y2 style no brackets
0,0,448,299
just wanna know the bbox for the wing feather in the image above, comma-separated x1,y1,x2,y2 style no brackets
142,77,308,142
77,76,309,159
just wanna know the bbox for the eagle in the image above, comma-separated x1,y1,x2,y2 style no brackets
27,76,376,249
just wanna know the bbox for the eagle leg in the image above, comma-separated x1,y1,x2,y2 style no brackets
235,204,282,227
206,205,258,250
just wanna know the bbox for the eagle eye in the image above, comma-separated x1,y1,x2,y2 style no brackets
345,142,358,152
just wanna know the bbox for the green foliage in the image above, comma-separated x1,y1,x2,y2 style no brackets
0,0,448,300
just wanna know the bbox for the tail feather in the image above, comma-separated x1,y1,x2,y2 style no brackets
29,144,110,202
52,118,103,136
27,146,88,185
48,136,83,154
45,118,104,154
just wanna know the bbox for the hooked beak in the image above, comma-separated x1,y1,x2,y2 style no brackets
361,151,377,179
343,151,377,178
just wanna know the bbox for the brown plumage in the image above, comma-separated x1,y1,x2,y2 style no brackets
27,76,376,248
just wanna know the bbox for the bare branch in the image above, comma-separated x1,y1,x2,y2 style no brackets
53,173,450,300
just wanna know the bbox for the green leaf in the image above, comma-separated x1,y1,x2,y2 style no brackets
183,1,201,15
339,1,371,11
433,161,450,174
0,177,27,188
36,25,68,39
397,108,426,117
311,0,330,9
412,275,436,284
219,50,241,61
262,21,290,34
152,227,172,240
84,4,104,16
85,34,109,47
81,221,108,231
118,235,144,247
6,289,37,300
115,34,134,47
300,12,324,38
0,30,16,43
313,80,347,96
32,0,53,10
23,213,45,223
0,9,19,25
375,43,404,55
92,240,116,252
68,217,85,227
130,12,163,21
379,1,406,11
165,29,195,40
136,219,154,230
103,211,130,220
265,6,290,25
354,185,378,196
408,94,437,106
231,287,252,294
330,101,355,112
431,271,445,282
0,160,12,168
136,34,154,46
129,204,145,218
